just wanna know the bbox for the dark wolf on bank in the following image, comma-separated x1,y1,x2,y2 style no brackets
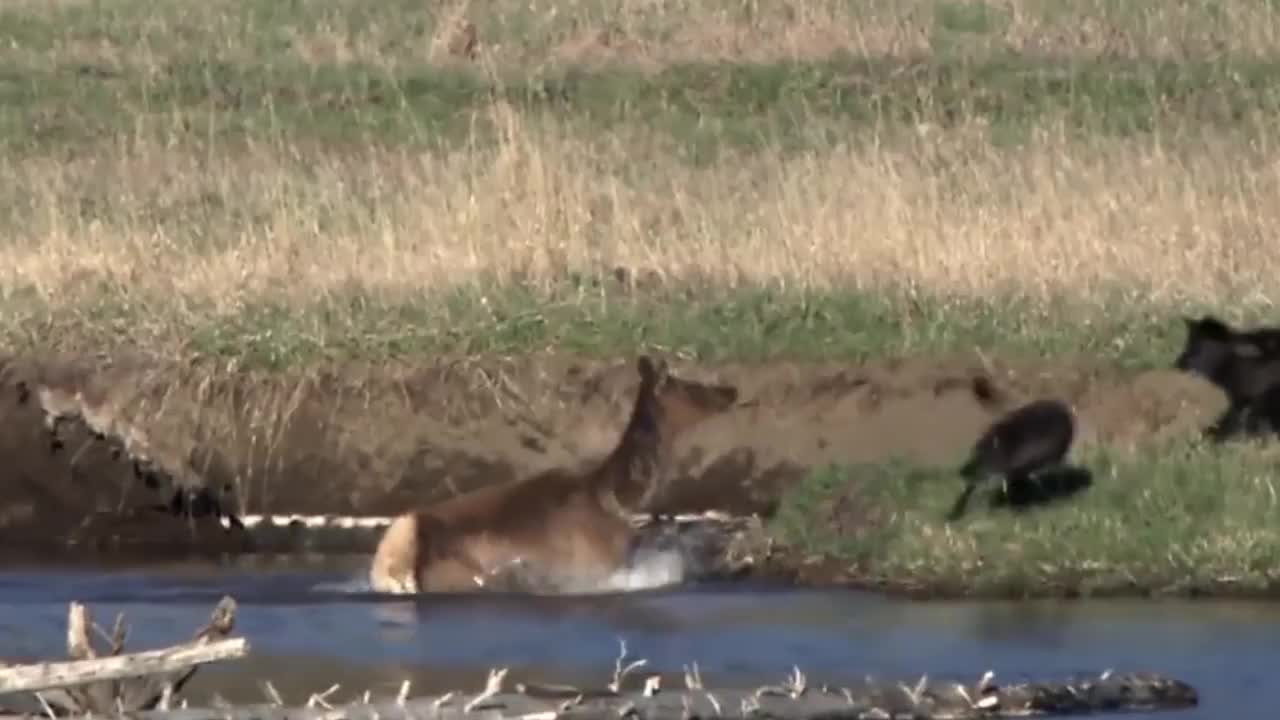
1175,315,1280,441
946,398,1077,521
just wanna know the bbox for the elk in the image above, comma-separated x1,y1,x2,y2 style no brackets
368,355,740,594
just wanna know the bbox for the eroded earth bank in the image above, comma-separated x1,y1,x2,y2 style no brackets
0,351,1229,583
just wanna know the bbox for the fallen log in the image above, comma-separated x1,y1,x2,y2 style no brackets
118,642,1196,720
116,668,1198,720
0,596,245,716
0,638,247,695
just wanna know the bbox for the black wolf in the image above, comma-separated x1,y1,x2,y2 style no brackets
1174,315,1280,441
946,398,1077,521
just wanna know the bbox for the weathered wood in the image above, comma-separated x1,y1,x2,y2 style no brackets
0,596,244,717
0,638,248,695
112,670,1197,720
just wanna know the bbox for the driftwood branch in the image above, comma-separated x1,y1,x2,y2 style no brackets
0,596,245,717
0,637,248,695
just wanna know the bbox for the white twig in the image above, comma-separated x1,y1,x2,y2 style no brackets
306,684,341,709
785,666,807,698
909,674,928,704
34,692,57,720
397,680,412,706
262,681,284,707
977,669,996,693
607,638,647,694
642,676,661,697
683,661,703,690
464,667,508,712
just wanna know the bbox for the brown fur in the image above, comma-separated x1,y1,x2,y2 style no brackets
368,355,740,594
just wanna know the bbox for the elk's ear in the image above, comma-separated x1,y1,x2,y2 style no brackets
637,355,657,384
637,355,669,386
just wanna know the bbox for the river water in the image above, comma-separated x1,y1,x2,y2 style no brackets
0,556,1272,718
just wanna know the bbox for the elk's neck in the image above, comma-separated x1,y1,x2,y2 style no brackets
596,396,668,518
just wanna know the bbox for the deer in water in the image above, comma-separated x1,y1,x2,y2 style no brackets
368,355,740,594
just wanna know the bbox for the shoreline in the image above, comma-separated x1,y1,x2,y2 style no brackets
1,346,1272,603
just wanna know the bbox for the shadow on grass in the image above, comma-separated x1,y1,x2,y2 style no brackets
990,465,1095,513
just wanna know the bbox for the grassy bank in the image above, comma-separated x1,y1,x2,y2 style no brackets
770,441,1280,598
3,0,1280,370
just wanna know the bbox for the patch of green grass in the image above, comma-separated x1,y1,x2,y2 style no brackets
932,0,1011,57
1,281,1233,370
772,442,1280,598
6,47,1280,157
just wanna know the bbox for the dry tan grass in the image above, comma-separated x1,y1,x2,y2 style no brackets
8,0,1280,75
0,107,1276,329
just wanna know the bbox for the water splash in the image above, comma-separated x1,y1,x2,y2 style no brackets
599,548,687,593
310,572,376,594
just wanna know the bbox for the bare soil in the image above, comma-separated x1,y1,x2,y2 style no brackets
0,351,1228,562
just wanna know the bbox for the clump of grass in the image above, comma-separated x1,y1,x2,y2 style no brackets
772,441,1280,598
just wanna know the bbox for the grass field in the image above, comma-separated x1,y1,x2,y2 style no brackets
6,0,1280,595
771,439,1280,598
4,0,1280,367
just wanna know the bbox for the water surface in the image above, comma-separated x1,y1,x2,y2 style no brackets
0,557,1271,718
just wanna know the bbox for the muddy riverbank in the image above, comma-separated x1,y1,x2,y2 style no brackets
0,350,1228,564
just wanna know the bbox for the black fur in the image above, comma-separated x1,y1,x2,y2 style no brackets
1174,315,1280,441
947,398,1076,521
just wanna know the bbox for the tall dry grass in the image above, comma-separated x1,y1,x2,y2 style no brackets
10,0,1280,73
1,108,1277,324
4,0,1280,361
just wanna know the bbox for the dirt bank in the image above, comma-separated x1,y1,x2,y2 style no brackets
0,350,1227,558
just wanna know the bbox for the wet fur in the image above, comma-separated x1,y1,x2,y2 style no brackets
369,356,739,594
1175,315,1280,441
947,398,1076,521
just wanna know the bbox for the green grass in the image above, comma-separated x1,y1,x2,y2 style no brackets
3,282,1238,371
6,37,1280,157
771,441,1280,598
